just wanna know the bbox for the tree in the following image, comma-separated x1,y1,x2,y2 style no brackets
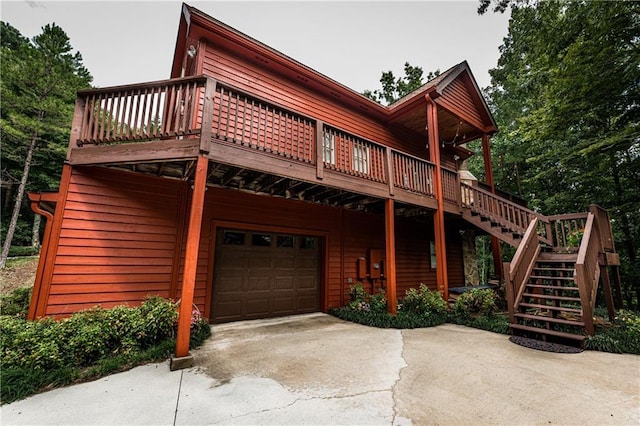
478,1,640,308
363,62,440,105
0,22,92,268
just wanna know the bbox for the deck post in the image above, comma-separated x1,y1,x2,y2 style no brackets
482,133,503,279
173,155,208,368
315,120,324,179
426,94,449,299
199,77,217,154
385,198,397,314
385,147,395,196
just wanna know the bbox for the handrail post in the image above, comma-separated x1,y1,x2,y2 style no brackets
199,78,217,155
67,96,86,160
504,261,514,325
315,120,324,179
386,147,395,196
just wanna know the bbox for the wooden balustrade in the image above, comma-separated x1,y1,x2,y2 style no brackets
391,150,435,196
508,218,542,314
70,75,476,207
212,83,316,164
547,212,588,249
460,182,550,242
75,76,207,146
441,168,460,205
322,126,387,183
575,212,600,335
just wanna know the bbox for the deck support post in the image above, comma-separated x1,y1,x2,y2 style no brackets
385,198,397,315
173,155,208,367
482,133,503,279
426,94,449,299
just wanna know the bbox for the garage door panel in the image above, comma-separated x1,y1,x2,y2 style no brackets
213,228,319,323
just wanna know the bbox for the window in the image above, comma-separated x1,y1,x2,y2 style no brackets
300,236,318,249
430,240,437,269
322,132,335,166
277,235,294,248
353,144,369,174
223,231,245,245
252,233,272,247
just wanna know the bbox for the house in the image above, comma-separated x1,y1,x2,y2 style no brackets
28,4,622,365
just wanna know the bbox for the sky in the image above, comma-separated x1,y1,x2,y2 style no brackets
1,1,512,93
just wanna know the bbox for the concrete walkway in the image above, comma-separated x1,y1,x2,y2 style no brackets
2,313,639,425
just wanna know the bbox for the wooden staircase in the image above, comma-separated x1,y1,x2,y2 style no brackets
459,183,623,346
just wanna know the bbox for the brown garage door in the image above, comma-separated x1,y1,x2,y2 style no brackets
212,229,320,323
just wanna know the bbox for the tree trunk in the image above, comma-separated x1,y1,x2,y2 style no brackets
31,214,41,249
0,130,38,268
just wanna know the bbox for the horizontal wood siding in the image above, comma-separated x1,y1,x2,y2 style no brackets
437,76,484,130
46,167,182,315
201,43,427,159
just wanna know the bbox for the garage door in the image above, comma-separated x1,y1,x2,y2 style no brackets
212,228,320,323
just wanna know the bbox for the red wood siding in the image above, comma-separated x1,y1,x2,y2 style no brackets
45,167,182,315
39,167,465,318
200,41,427,159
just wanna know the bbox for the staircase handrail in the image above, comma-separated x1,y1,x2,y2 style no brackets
574,212,600,335
460,182,552,245
508,217,542,314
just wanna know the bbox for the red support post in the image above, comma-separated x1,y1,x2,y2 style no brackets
385,198,397,315
426,94,449,299
482,133,503,279
174,155,208,362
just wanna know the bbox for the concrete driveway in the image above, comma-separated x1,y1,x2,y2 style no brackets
3,313,639,425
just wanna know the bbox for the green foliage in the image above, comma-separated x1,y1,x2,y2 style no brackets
447,311,511,334
1,21,93,265
477,1,640,309
0,286,32,317
400,284,448,317
0,296,211,404
363,62,440,105
586,310,640,354
7,246,40,257
452,289,498,317
332,283,447,329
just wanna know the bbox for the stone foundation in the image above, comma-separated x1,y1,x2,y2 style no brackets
462,230,479,286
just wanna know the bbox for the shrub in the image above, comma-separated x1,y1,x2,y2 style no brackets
7,246,40,257
452,288,498,317
586,310,640,354
0,287,32,318
400,284,447,316
0,296,211,404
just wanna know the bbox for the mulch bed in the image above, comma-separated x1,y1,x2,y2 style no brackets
509,336,584,353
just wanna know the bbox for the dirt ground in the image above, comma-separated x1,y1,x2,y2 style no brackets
0,256,38,295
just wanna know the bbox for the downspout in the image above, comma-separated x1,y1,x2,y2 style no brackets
425,93,449,299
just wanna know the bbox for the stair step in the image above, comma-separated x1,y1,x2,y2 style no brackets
533,267,574,272
519,302,582,313
526,284,580,291
510,323,586,341
522,293,581,302
514,313,585,327
537,253,578,262
529,275,575,281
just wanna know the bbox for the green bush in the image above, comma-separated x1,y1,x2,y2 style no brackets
452,288,498,317
0,296,211,404
7,246,40,257
0,287,32,317
586,310,640,354
332,283,447,329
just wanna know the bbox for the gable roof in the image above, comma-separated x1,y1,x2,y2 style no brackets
173,3,497,135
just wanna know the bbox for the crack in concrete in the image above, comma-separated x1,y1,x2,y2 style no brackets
391,330,410,426
226,387,391,422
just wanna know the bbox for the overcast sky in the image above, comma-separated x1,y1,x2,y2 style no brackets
2,1,511,93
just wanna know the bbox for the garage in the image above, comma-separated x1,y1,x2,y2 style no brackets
211,228,321,323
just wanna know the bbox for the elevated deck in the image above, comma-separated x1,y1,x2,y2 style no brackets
67,76,463,214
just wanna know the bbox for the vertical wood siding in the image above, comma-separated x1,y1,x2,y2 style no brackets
45,167,182,315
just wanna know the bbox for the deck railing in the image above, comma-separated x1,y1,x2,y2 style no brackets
70,75,470,209
74,76,206,146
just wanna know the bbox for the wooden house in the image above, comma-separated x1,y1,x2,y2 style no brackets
28,4,622,362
